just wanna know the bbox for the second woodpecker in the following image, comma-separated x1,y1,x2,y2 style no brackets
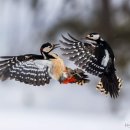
60,33,122,98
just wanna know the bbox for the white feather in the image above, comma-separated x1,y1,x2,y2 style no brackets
33,60,52,69
101,50,109,67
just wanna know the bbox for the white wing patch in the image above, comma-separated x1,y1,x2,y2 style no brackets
33,60,52,70
101,50,109,67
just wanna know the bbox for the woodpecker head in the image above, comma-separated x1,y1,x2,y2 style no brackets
40,42,59,54
85,33,104,41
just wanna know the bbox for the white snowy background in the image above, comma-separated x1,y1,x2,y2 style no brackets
0,0,130,130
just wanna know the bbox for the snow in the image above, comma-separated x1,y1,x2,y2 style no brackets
0,109,127,130
0,80,130,130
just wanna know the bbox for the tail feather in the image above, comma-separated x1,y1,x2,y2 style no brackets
73,68,90,85
96,73,122,98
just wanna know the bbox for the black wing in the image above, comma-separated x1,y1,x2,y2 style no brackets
0,54,51,86
60,34,105,77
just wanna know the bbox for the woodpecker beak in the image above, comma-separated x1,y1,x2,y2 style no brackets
82,34,91,40
53,44,60,49
86,34,91,39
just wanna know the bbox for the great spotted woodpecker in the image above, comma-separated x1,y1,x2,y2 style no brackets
60,33,122,98
0,43,89,86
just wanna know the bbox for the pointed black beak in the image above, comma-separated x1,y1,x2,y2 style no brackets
53,44,60,49
81,35,90,40
48,43,60,53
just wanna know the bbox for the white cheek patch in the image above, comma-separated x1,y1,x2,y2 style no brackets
43,47,52,53
93,34,100,40
101,50,109,67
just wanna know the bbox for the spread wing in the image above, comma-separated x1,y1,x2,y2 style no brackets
0,54,51,86
60,34,105,77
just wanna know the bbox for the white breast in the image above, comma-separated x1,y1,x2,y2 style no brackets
101,50,109,67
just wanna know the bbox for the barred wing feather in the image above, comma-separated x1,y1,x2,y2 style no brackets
0,54,51,86
60,34,105,77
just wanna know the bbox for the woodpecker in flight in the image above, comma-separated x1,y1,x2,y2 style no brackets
0,43,89,86
60,33,122,98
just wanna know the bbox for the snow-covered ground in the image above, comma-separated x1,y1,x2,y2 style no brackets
0,109,128,130
0,80,130,130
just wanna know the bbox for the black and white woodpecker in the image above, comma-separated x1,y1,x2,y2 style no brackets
60,33,122,98
0,43,89,86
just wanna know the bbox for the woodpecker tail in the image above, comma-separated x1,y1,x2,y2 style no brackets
96,72,122,98
60,68,89,85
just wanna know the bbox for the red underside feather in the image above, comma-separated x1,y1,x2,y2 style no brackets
62,76,77,84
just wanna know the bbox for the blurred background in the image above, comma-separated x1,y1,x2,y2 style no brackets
0,0,130,129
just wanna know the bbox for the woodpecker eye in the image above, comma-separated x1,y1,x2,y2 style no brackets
90,34,93,37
